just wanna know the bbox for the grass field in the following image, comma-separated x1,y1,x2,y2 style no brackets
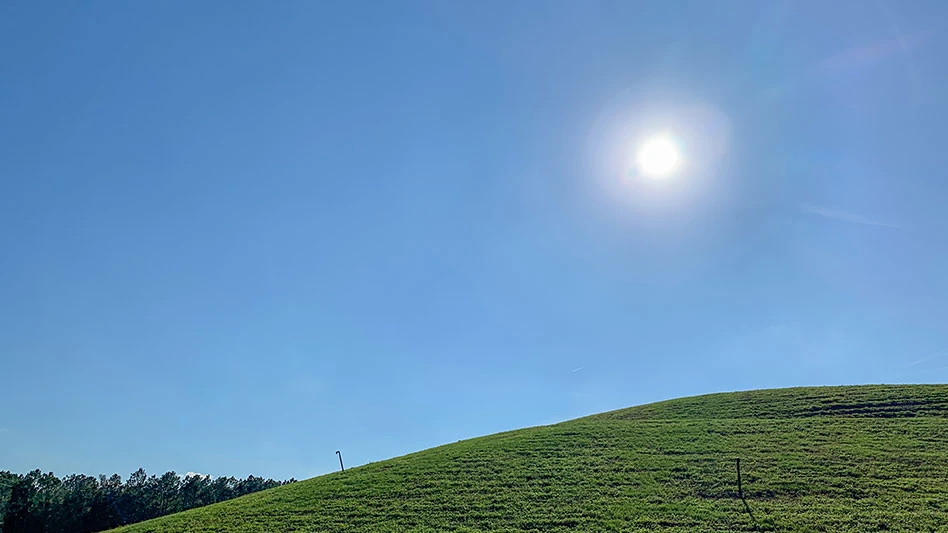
112,384,948,532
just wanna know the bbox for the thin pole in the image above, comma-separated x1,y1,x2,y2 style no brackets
736,458,758,531
736,458,742,498
336,450,345,472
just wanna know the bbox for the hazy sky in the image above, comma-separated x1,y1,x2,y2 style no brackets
2,1,947,480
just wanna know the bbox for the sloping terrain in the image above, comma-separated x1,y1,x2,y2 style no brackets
113,385,948,532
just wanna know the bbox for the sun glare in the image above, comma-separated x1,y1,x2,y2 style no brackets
636,135,681,179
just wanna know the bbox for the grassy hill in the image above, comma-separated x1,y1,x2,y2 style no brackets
112,385,948,532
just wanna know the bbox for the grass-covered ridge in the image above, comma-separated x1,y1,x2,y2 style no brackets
593,384,948,420
114,385,948,532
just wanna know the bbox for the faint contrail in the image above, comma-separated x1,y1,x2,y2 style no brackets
911,352,946,366
801,204,904,229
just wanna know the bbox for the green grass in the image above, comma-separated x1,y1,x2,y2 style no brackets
113,385,948,532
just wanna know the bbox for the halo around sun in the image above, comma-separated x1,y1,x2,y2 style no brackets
635,135,681,179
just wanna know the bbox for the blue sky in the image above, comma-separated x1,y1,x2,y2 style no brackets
1,1,946,481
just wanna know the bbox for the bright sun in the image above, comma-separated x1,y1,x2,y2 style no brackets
636,135,681,179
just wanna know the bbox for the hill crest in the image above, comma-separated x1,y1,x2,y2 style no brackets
113,384,948,532
592,384,948,420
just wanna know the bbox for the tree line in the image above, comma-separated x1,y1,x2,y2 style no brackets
0,468,295,532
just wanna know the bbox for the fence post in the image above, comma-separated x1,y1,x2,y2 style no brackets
736,458,742,498
735,457,758,530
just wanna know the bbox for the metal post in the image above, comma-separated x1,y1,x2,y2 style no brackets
736,457,758,530
336,450,345,472
736,458,742,498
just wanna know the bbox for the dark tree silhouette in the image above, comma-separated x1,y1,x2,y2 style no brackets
0,469,293,533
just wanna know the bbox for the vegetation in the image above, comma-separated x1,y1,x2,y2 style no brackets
103,385,948,530
0,469,293,533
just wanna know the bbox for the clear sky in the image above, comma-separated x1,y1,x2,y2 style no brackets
2,1,947,481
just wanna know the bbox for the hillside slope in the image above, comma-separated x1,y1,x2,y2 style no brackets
113,385,948,532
